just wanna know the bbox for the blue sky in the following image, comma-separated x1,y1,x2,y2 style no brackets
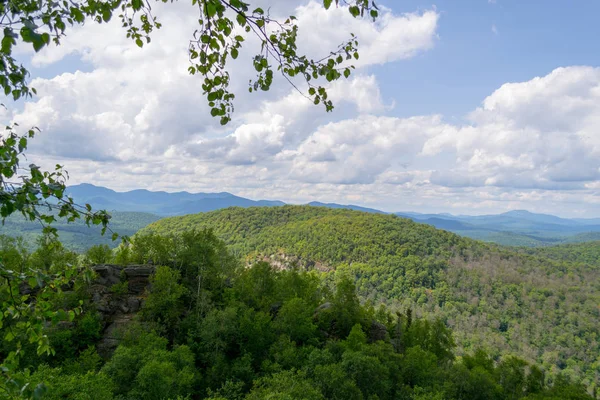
6,0,600,217
380,0,600,118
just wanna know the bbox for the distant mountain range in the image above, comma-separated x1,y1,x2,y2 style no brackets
394,209,600,246
63,184,600,247
65,183,285,216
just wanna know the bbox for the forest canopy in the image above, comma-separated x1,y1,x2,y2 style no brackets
141,206,600,394
1,228,596,399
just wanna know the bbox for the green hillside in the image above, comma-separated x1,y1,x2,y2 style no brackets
458,230,600,247
141,206,600,391
2,211,161,252
517,241,600,265
3,229,595,400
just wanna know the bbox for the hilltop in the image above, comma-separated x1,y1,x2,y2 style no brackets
140,206,600,390
69,183,600,246
53,184,600,248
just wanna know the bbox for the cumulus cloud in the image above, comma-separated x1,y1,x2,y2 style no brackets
289,115,449,184
295,2,439,67
10,0,437,161
423,66,600,191
7,0,600,216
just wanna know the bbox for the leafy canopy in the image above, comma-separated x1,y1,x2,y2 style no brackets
1,0,379,124
0,0,383,396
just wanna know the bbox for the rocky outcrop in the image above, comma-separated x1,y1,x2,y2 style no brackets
250,252,331,272
90,264,155,357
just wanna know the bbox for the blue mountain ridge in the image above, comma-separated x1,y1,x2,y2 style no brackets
66,183,284,216
66,184,600,246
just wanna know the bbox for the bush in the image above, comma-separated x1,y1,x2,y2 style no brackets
85,244,113,265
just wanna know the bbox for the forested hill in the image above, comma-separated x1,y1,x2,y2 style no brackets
141,206,600,391
516,241,600,265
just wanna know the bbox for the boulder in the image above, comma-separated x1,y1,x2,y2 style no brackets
90,264,155,357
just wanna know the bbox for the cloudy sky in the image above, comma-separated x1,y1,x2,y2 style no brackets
6,0,600,217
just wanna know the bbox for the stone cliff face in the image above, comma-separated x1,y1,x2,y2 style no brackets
249,252,331,272
90,264,155,357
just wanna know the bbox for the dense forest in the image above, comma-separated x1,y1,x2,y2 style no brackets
0,227,596,399
141,206,600,393
515,241,600,266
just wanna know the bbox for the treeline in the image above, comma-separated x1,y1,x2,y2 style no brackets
1,211,160,252
0,231,594,399
515,241,600,266
140,206,600,392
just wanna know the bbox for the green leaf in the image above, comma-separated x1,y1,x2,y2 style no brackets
135,38,143,47
102,9,112,22
71,7,85,23
324,0,333,9
132,0,142,11
28,277,38,288
231,48,239,59
206,2,217,17
32,36,45,52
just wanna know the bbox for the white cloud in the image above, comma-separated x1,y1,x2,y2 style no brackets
295,1,439,67
11,1,438,161
8,1,600,217
423,66,600,191
289,115,448,184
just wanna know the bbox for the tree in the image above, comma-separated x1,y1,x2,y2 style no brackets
0,1,381,395
142,266,188,332
0,0,379,123
84,244,114,265
273,297,318,345
1,0,380,250
245,369,324,400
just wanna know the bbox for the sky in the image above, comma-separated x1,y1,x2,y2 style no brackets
5,0,600,217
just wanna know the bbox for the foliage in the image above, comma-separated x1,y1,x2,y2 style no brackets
0,128,112,396
0,0,388,397
1,212,161,252
516,241,600,266
141,206,600,392
141,266,188,331
22,364,114,400
84,245,113,265
101,330,196,399
0,0,378,124
1,230,597,399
